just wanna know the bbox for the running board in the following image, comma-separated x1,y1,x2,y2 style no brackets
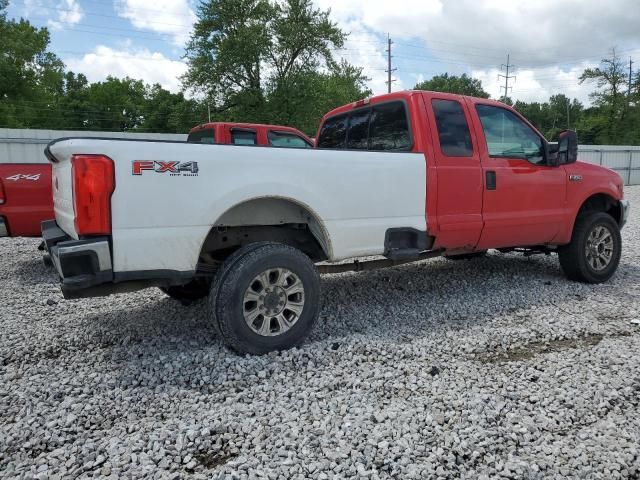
318,250,444,274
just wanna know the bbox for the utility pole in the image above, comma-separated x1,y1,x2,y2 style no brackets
385,33,397,94
207,105,211,123
498,54,516,103
566,98,570,129
629,56,634,99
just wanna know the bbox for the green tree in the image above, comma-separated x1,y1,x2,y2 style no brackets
183,0,367,131
414,73,489,98
143,85,207,133
578,49,629,143
0,1,65,127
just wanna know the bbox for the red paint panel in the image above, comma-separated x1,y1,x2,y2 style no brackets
0,164,53,237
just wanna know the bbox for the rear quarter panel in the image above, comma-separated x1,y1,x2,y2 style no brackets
48,139,428,273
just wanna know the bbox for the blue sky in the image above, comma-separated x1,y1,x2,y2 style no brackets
7,0,640,104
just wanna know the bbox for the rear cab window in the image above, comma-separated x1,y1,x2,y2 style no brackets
317,114,347,149
268,131,311,148
231,129,257,146
187,128,215,144
317,100,411,151
431,99,473,157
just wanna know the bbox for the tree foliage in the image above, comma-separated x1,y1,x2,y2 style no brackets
183,0,370,134
514,50,640,144
414,73,490,98
1,0,639,144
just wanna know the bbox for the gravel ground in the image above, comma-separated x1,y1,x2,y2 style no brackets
1,188,640,480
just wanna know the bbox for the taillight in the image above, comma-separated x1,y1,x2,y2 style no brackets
0,179,5,205
71,155,115,235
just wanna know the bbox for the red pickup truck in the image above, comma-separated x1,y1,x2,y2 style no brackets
42,90,628,354
187,122,313,147
0,123,312,238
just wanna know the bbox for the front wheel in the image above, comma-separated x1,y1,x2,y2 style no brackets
558,212,622,283
209,243,321,355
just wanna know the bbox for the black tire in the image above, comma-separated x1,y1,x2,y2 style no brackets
558,212,621,283
209,242,321,355
160,279,210,304
208,242,278,337
445,250,488,261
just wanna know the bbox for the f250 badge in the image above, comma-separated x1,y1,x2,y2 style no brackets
132,161,199,176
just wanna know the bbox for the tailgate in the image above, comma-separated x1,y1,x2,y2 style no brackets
45,140,78,239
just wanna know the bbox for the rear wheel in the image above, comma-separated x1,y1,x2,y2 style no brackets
558,212,621,283
209,243,320,354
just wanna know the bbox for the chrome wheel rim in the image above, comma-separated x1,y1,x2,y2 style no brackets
585,225,614,271
242,268,305,336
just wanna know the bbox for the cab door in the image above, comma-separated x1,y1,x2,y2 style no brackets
424,94,483,250
467,100,566,249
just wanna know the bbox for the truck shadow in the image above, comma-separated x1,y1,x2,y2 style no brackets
25,251,639,391
73,251,640,353
11,257,57,285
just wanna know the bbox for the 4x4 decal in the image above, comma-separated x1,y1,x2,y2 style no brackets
132,161,199,176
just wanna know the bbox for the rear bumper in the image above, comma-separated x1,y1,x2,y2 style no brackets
41,220,196,299
0,217,7,237
620,199,630,229
42,220,114,294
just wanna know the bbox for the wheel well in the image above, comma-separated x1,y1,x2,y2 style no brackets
577,194,622,225
198,198,330,263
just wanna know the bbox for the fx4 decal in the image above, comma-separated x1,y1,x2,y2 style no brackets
6,174,42,181
132,161,199,176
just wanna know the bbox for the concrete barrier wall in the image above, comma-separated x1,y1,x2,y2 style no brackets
578,145,640,186
1,129,638,185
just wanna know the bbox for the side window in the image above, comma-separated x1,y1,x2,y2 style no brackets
187,129,215,144
432,99,473,157
369,101,411,151
317,114,347,148
231,129,257,145
476,105,544,164
346,109,370,150
268,131,311,148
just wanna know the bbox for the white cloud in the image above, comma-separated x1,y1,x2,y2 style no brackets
337,22,401,95
314,0,640,102
115,0,196,47
23,0,84,30
65,45,188,92
472,63,597,104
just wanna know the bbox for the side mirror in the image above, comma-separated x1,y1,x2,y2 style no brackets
557,130,578,164
546,142,560,167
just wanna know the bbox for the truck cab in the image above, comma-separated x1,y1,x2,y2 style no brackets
316,91,628,258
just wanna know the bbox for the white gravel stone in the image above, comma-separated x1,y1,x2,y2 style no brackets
1,187,640,479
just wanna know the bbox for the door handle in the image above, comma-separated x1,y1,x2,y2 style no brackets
486,171,497,190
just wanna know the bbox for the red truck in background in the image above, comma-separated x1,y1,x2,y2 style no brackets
187,122,313,147
0,163,53,237
0,123,312,238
